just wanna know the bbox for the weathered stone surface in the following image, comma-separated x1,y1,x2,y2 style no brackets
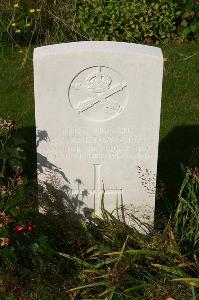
34,42,163,226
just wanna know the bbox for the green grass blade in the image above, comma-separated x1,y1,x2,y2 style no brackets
56,252,91,268
151,263,187,277
105,286,116,300
104,249,158,256
173,278,199,287
124,283,150,293
114,235,129,268
68,281,111,292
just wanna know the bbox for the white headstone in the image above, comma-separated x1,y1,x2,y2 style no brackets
34,42,163,226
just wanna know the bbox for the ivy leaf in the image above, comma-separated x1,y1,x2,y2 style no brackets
5,193,24,209
12,136,26,146
9,159,23,172
8,207,19,217
190,21,199,33
0,149,9,160
32,235,53,258
179,27,190,39
0,247,16,263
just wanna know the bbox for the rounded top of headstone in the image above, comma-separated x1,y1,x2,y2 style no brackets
34,41,163,60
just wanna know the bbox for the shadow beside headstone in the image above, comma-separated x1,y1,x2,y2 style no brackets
156,125,199,225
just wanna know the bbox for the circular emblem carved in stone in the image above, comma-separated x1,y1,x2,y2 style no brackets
68,66,128,122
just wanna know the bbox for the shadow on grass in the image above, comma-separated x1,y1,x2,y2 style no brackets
156,125,199,225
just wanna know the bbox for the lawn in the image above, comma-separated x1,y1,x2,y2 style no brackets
0,43,198,300
0,43,198,213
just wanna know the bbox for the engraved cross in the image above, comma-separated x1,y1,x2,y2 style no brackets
71,164,123,215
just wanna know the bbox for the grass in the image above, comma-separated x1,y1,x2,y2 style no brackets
157,44,199,217
0,206,198,299
0,47,34,128
0,43,198,212
1,44,198,129
0,43,199,299
160,44,199,140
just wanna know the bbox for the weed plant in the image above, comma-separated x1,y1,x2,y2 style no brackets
175,163,199,255
0,0,198,48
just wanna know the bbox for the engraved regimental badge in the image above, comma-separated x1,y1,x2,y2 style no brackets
68,66,128,122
